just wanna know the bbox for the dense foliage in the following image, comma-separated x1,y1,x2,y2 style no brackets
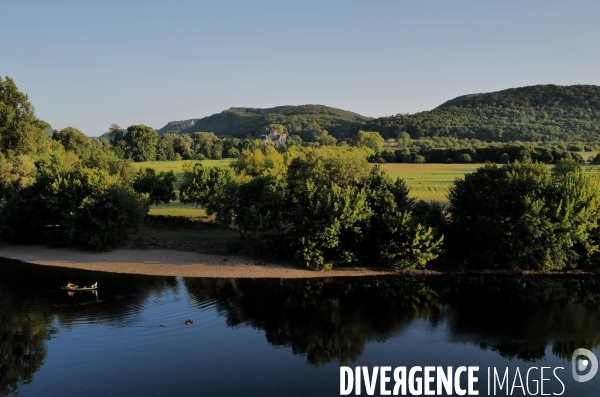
447,161,600,271
179,146,443,270
0,77,179,250
366,85,600,142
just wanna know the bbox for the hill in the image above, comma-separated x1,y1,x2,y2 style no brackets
157,119,200,135
365,84,600,142
158,105,370,139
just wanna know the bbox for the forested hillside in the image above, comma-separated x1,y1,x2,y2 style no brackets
366,85,600,142
157,119,200,135
159,105,370,139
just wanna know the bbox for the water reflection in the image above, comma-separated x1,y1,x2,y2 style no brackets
0,259,178,396
186,276,600,367
2,258,600,396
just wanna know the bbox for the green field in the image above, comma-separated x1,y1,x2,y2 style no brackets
136,159,600,214
379,163,480,203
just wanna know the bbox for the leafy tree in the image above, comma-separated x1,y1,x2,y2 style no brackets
107,124,125,146
552,158,579,178
397,131,412,147
448,161,600,270
156,133,177,161
312,129,337,146
354,130,384,153
457,153,472,163
123,124,158,161
230,146,285,178
41,167,146,249
179,164,233,210
52,126,91,157
0,76,50,156
291,181,372,269
63,184,147,250
590,153,600,165
133,168,177,206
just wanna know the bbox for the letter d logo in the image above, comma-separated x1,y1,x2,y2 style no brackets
572,348,598,382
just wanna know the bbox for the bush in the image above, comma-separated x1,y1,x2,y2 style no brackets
62,185,147,250
568,145,584,152
133,168,177,206
446,158,454,164
448,162,600,271
458,153,472,163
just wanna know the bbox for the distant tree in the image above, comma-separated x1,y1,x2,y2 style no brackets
226,147,240,158
173,134,194,159
354,130,384,153
123,124,158,162
52,127,91,157
458,153,472,163
312,130,337,146
414,154,426,164
133,168,177,206
179,164,233,210
568,144,584,152
107,124,125,146
397,131,412,147
156,134,177,161
552,158,579,178
589,153,600,165
499,153,510,164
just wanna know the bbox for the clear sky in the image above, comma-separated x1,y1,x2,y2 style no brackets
2,0,599,136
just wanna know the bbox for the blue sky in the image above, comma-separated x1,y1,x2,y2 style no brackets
2,0,599,136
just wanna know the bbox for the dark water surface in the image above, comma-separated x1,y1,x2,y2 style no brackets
2,259,600,396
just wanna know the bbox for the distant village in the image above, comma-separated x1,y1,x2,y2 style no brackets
259,130,288,146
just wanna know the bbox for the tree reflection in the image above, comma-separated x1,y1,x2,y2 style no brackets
186,275,600,367
0,258,178,396
185,277,442,367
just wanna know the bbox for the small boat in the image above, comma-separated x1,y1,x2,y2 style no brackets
62,283,98,291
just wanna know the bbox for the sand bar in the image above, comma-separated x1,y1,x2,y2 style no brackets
0,243,396,278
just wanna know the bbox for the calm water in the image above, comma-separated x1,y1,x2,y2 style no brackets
2,259,600,396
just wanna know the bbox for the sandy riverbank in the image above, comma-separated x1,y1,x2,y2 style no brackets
0,244,398,278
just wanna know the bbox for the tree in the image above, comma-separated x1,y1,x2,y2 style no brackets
590,153,600,165
354,130,384,153
0,76,50,156
397,131,412,147
312,129,337,146
458,153,472,163
133,168,177,206
173,134,194,159
156,133,177,161
179,164,233,210
552,158,579,178
52,127,91,157
123,124,158,162
447,161,600,271
107,124,125,146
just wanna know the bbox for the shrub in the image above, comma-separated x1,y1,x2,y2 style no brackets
448,162,600,271
458,153,472,163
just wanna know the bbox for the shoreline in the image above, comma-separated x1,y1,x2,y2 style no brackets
0,244,398,278
1,244,598,278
